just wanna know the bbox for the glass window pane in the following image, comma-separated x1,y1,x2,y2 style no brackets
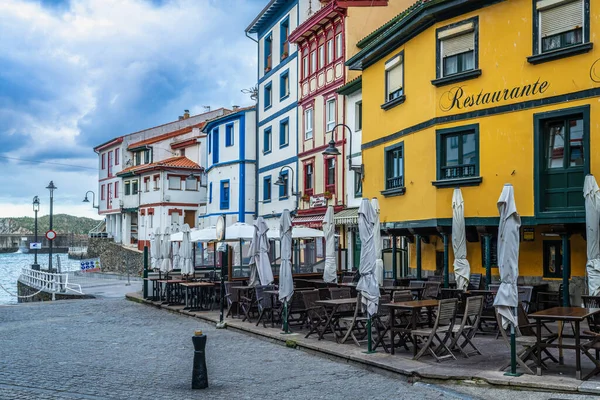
444,136,459,167
569,118,584,167
546,122,565,169
443,55,458,76
462,133,477,165
463,51,475,71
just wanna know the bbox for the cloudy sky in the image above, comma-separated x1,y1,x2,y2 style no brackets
0,0,264,219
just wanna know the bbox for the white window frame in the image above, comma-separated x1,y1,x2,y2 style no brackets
335,33,342,59
304,108,313,140
318,45,325,69
326,99,336,132
385,53,404,102
168,176,182,190
327,39,334,64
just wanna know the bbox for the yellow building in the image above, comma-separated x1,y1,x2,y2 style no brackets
347,0,597,302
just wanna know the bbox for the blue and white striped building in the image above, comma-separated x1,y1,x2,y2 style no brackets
246,0,310,230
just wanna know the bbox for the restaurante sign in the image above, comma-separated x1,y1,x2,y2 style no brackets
440,78,550,112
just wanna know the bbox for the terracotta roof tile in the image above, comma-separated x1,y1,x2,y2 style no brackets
127,122,206,149
117,156,202,176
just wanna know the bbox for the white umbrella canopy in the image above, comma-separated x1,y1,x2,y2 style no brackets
247,222,260,287
323,206,337,283
493,184,520,328
256,217,275,285
179,224,194,275
226,222,255,241
452,188,471,291
356,198,380,317
190,226,217,243
161,227,173,274
584,175,600,296
171,224,181,271
279,210,294,303
371,198,384,286
150,228,160,270
269,226,324,239
170,231,184,242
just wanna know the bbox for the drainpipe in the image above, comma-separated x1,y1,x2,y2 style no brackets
561,233,571,307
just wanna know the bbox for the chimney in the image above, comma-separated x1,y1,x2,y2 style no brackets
178,116,184,121
232,105,239,111
183,109,190,119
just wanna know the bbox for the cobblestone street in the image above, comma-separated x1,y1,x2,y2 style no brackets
1,298,599,400
0,298,455,400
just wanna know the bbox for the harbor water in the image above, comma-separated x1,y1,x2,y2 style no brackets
0,252,82,305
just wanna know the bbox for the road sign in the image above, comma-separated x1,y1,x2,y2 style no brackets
45,230,57,241
80,258,101,272
29,242,42,250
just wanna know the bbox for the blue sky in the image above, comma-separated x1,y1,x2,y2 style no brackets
0,0,265,218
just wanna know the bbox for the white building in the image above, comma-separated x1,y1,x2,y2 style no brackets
246,0,310,231
200,107,257,228
93,108,227,250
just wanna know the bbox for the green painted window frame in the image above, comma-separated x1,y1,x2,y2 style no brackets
533,105,590,221
381,141,406,197
433,124,481,188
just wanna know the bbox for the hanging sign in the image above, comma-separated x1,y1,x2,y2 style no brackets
522,228,535,242
29,243,42,250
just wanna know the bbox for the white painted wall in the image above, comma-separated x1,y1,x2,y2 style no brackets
345,89,362,209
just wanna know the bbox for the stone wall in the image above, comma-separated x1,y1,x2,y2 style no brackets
87,238,145,276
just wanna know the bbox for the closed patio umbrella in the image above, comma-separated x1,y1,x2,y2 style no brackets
171,224,181,271
255,217,274,286
161,226,173,275
585,175,600,296
493,184,520,329
279,210,294,333
247,225,260,287
452,188,470,291
371,198,384,286
180,224,194,276
357,198,380,317
323,206,337,283
150,228,160,270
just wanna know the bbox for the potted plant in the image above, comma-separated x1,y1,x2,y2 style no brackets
264,66,271,73
323,191,333,199
281,52,288,60
301,193,310,202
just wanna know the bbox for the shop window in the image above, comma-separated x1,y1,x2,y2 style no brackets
543,240,570,278
529,0,591,64
382,142,405,196
382,51,404,110
433,17,480,86
434,124,481,188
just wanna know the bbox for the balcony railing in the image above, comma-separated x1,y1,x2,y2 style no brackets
386,176,404,190
441,164,477,179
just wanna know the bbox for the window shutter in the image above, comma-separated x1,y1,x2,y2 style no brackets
387,64,403,93
442,32,475,57
539,0,583,38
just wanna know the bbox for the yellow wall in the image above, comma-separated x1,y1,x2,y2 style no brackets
359,0,599,278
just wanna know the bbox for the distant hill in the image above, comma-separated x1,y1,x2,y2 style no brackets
0,214,102,235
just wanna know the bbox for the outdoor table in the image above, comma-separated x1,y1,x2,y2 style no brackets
440,288,463,299
180,282,215,311
158,279,185,305
529,307,600,380
263,289,281,328
383,286,425,300
144,277,161,301
315,298,358,342
385,299,439,356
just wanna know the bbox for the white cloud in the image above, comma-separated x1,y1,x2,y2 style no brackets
0,0,261,217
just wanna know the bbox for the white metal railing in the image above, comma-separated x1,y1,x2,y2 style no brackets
19,268,84,297
68,246,88,254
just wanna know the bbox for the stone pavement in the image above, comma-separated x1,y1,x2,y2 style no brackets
126,292,600,396
0,297,473,400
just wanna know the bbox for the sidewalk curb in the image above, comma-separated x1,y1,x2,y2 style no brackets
125,292,597,395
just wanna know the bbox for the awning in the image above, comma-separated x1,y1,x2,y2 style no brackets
292,214,325,228
334,208,359,226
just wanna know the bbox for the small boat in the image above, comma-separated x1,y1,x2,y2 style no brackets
17,237,29,254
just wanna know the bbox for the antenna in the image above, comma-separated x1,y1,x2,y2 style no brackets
241,87,258,102
203,106,211,112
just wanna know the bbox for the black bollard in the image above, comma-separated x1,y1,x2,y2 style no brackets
191,332,208,389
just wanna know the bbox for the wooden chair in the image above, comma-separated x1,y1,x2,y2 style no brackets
392,290,413,303
239,288,258,323
536,284,565,310
582,295,600,333
383,279,396,287
255,285,278,328
301,290,330,339
411,298,458,362
329,287,353,315
409,280,425,288
468,274,482,290
427,275,443,283
287,291,308,328
342,275,354,284
372,294,403,353
447,295,484,358
581,331,600,380
518,286,534,313
339,295,368,346
224,282,239,318
423,282,441,300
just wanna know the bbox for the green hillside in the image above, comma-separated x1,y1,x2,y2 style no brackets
0,214,102,235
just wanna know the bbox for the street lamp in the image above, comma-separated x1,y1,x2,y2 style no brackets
46,181,57,273
32,196,40,271
82,191,98,209
322,123,364,176
274,166,301,213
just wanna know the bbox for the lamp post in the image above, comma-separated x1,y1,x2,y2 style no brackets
82,191,98,209
46,181,57,273
274,165,301,213
322,123,364,176
32,196,40,271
